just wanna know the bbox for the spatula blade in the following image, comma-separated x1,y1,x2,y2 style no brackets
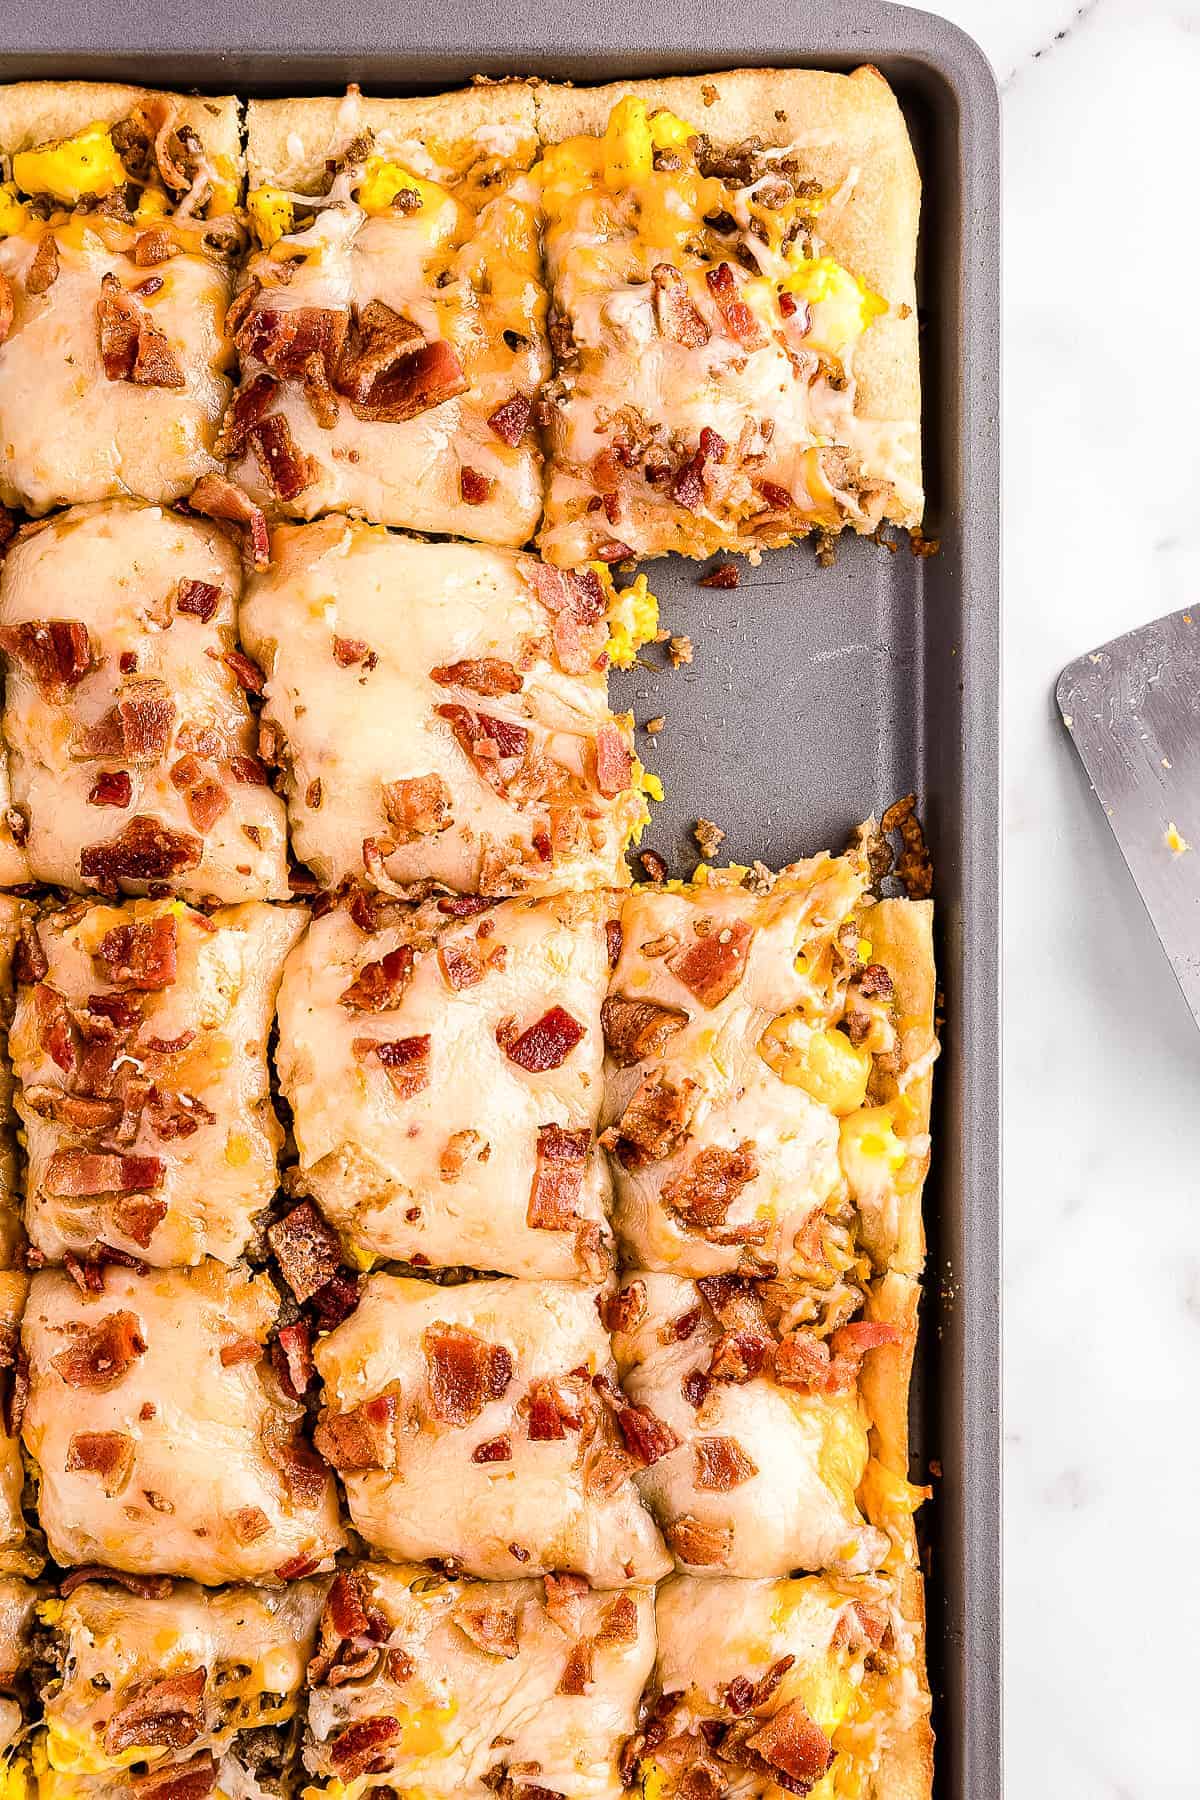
1057,607,1200,1025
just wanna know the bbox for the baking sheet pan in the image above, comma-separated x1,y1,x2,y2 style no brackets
0,4,1002,1794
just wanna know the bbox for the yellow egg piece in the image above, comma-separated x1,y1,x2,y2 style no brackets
763,1018,871,1116
648,107,698,152
839,1105,906,1202
247,184,294,247
12,124,127,204
0,182,31,237
783,255,888,356
604,96,654,185
355,159,465,244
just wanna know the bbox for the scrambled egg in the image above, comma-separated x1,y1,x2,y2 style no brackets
761,1016,872,1116
782,256,887,357
595,564,660,668
247,184,294,247
12,124,126,204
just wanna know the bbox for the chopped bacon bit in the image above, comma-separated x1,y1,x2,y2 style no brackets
309,1270,361,1329
247,412,314,499
326,1566,372,1640
472,1433,512,1463
0,619,93,701
330,637,369,670
488,392,533,446
773,1319,899,1396
757,479,795,512
746,1699,833,1788
600,995,689,1067
188,475,271,570
557,1637,595,1696
831,1599,889,1653
221,649,265,695
182,776,229,834
544,1570,589,1634
111,1195,168,1247
261,1416,329,1509
773,1332,834,1393
671,428,727,513
96,916,178,990
693,1435,759,1490
599,1281,647,1336
104,1665,207,1755
668,918,753,1007
26,233,60,295
214,373,279,457
133,228,178,268
275,1553,320,1581
441,1127,486,1180
830,1319,903,1357
340,945,415,1011
32,984,76,1072
382,772,454,841
520,561,607,676
45,1150,165,1198
329,1717,401,1778
593,539,634,562
88,770,132,808
605,919,623,969
431,657,523,697
14,920,48,985
273,1320,314,1399
66,1429,134,1496
502,1006,585,1074
438,936,485,991
594,723,632,798
237,304,348,383
436,704,529,788
437,895,496,917
59,1566,173,1599
700,562,739,589
53,1311,147,1390
354,1033,431,1099
219,1338,261,1367
230,752,270,786
267,1200,343,1303
665,1514,733,1567
527,1376,583,1441
609,1075,695,1168
662,1142,758,1230
455,1600,521,1660
76,679,176,764
461,466,492,504
128,1749,217,1800
97,273,185,387
314,1392,397,1472
230,1505,271,1544
651,263,711,346
80,815,203,884
424,1323,513,1425
616,1401,681,1466
705,262,763,346
0,273,11,344
337,305,466,421
528,1124,590,1231
175,579,220,622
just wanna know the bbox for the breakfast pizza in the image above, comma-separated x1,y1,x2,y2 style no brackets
0,82,243,514
534,69,922,565
225,86,549,546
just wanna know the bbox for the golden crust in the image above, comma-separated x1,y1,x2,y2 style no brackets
246,84,539,190
0,81,241,181
0,898,27,1273
867,895,936,1279
534,64,921,516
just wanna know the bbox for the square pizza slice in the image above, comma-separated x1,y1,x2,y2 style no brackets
534,68,921,566
0,81,243,513
606,1266,921,1579
311,1273,671,1585
0,501,290,901
274,890,617,1282
227,85,549,546
34,1572,326,1797
601,840,935,1297
21,1262,347,1583
303,1563,655,1799
641,1570,932,1800
239,517,653,899
11,897,305,1268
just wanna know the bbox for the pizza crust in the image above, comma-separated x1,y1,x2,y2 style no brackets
0,81,241,181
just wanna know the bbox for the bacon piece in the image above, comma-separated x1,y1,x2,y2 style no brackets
58,1566,172,1599
438,937,485,991
440,1128,485,1179
528,1124,589,1231
557,1637,595,1696
488,393,533,446
128,1750,217,1800
381,772,453,841
15,919,48,985
652,263,711,346
745,1699,833,1788
460,466,492,504
436,704,529,789
693,1435,758,1490
830,1319,903,1357
273,1320,314,1399
599,1282,647,1337
219,1339,261,1367
230,753,270,787
32,984,76,1072
0,273,11,343
96,916,178,990
662,1142,758,1231
80,815,203,884
521,561,607,675
329,1717,401,1778
44,1151,165,1198
230,1505,270,1544
772,1332,833,1394
527,1376,585,1441
665,1514,732,1567
133,228,178,268
353,1034,431,1099
670,427,728,513
600,996,689,1069
705,262,764,347
668,919,753,1007
175,579,221,623
700,562,739,589
544,1570,589,1634
502,1006,585,1074
248,412,314,501
66,1428,135,1496
260,1416,329,1510
309,1270,361,1329
340,945,414,1011
594,723,632,798
338,306,466,422
0,620,93,701
332,636,371,668
424,1323,513,1425
455,1600,520,1659
831,1599,889,1653
75,679,176,764
104,1665,207,1754
756,479,795,513
26,233,60,295
237,305,348,382
111,1195,169,1248
52,1311,147,1390
610,1075,695,1168
326,1566,373,1641
268,1200,342,1303
430,658,523,697
97,274,186,387
88,770,132,808
188,475,271,570
314,1392,397,1472
616,1401,681,1466
773,1319,900,1395
214,373,279,458
472,1433,512,1463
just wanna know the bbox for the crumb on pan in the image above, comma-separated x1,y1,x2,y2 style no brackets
699,563,739,589
910,530,940,559
667,634,693,668
639,849,668,884
1165,822,1190,855
644,716,665,736
693,818,725,859
881,792,933,899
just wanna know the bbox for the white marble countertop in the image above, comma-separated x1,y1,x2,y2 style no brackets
915,0,1200,1792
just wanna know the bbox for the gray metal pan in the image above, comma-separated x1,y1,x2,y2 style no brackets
0,4,1002,1793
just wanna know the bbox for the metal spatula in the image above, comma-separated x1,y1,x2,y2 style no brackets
1057,607,1200,1024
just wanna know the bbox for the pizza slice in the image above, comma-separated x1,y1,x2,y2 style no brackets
533,68,921,565
0,501,290,901
302,1563,655,1798
227,85,548,546
239,517,654,899
21,1262,346,1583
601,838,935,1294
311,1273,671,1585
0,81,242,513
34,1573,325,1797
11,897,305,1267
274,890,617,1282
640,1569,932,1800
